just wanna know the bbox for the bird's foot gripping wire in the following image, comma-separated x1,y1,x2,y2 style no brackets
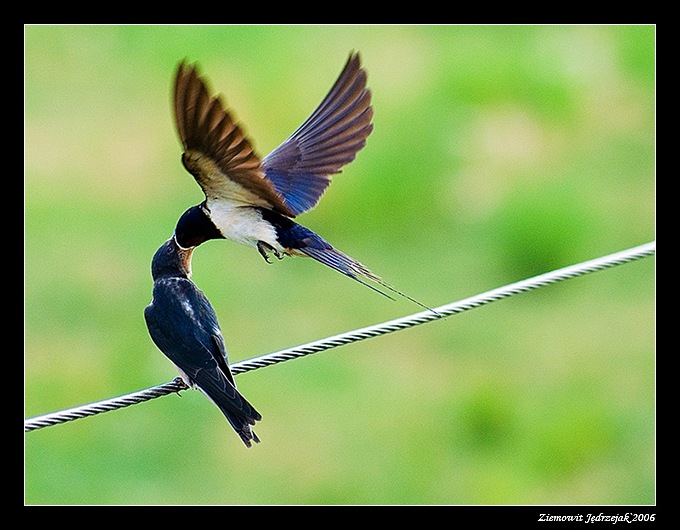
257,241,283,263
171,377,190,395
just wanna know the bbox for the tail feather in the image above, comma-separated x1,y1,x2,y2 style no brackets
257,207,433,312
224,412,260,448
299,245,435,313
197,379,262,448
215,397,261,448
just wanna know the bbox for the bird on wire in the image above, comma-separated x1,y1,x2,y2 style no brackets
144,235,261,447
172,52,430,310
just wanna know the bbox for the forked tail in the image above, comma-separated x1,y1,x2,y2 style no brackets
300,245,436,314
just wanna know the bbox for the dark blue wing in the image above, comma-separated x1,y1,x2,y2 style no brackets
261,52,373,216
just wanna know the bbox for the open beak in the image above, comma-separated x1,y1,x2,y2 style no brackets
172,235,195,277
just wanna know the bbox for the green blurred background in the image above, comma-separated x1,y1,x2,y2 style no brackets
25,25,655,505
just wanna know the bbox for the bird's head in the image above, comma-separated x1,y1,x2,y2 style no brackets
174,203,224,249
150,235,194,280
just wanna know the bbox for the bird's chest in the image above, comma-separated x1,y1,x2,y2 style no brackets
207,202,281,250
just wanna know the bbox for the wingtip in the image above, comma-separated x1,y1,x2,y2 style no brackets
348,50,363,65
175,59,208,91
346,50,366,77
175,57,194,79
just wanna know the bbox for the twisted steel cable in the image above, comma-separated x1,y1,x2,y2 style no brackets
25,241,655,433
24,379,189,432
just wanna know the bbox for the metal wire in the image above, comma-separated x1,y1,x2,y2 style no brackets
24,379,189,432
25,241,655,433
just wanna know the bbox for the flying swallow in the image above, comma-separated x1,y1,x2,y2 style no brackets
144,235,261,447
173,52,429,309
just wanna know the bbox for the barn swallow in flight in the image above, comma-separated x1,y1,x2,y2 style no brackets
173,52,429,309
144,235,261,447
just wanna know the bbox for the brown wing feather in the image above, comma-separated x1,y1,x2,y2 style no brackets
174,61,294,216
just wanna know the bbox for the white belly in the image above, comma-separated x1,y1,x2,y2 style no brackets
207,201,282,251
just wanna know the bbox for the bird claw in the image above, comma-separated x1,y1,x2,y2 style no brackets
172,377,190,394
257,241,283,263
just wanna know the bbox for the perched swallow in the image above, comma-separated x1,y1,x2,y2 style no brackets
144,236,261,447
173,52,428,308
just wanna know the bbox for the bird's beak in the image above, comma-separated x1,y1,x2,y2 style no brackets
179,246,194,277
172,235,195,277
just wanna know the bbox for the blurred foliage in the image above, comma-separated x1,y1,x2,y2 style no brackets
25,25,654,505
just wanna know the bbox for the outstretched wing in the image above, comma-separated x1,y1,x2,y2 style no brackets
174,61,294,216
262,52,374,216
